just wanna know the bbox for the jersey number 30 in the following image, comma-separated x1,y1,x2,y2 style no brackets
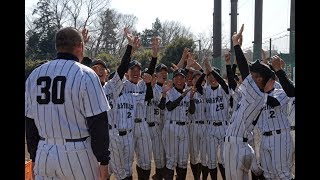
37,76,66,104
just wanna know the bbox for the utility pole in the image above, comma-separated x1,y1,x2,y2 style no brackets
269,38,272,59
253,0,263,61
212,0,222,70
288,0,295,81
230,0,238,64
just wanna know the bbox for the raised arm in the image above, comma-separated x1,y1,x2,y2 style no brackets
225,52,237,90
271,55,295,97
146,37,160,75
204,56,229,94
117,28,139,79
232,24,250,79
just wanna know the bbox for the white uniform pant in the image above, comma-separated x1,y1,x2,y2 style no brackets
223,139,254,180
148,122,166,168
260,130,294,180
207,123,227,169
162,121,189,170
189,122,207,165
34,137,100,180
133,121,152,170
109,129,134,180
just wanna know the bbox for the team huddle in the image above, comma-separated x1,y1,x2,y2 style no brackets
25,24,295,180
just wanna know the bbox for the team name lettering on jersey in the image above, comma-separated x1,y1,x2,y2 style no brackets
117,103,134,110
206,96,223,104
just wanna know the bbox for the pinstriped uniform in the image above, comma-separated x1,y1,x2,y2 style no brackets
288,97,295,178
162,88,191,170
103,72,125,177
103,72,125,127
188,91,207,166
223,75,267,180
204,85,231,169
110,93,145,179
25,59,110,180
146,83,166,168
256,89,294,179
122,80,153,170
229,85,243,123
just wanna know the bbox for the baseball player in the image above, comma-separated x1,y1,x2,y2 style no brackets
111,84,153,180
188,69,208,180
146,63,168,179
119,36,160,180
105,28,139,179
200,56,231,180
255,84,293,179
270,55,295,179
159,68,196,180
25,27,111,180
223,24,275,180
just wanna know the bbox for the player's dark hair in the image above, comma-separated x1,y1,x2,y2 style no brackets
55,27,83,53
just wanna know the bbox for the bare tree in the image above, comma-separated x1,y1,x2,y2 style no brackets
48,0,70,29
160,20,193,46
115,13,138,56
65,0,110,29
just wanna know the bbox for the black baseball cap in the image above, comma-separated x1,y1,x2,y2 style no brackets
172,68,186,78
82,57,92,67
249,60,275,80
128,60,142,69
155,63,168,73
90,59,107,69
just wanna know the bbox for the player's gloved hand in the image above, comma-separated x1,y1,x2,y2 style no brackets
99,165,109,180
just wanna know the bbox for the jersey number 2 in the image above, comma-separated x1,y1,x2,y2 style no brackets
37,76,66,104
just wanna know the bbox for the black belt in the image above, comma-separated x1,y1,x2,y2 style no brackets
209,121,228,126
39,136,89,142
290,126,295,131
169,120,188,125
118,129,132,136
192,121,205,124
224,136,248,142
134,118,143,123
263,129,281,136
147,122,159,127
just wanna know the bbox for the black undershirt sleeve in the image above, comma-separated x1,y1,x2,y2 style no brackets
210,70,229,94
166,96,184,111
226,64,237,91
195,73,206,95
25,117,40,162
86,111,110,165
234,45,250,79
117,45,132,79
146,57,157,75
158,97,166,110
275,70,295,97
188,99,195,114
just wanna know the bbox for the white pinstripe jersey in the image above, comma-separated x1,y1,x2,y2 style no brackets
25,59,110,139
165,87,191,122
256,89,290,132
122,80,146,94
225,75,267,138
146,84,162,123
114,93,146,130
204,85,231,122
287,97,295,126
121,80,147,120
274,81,283,89
188,91,206,121
103,72,125,125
